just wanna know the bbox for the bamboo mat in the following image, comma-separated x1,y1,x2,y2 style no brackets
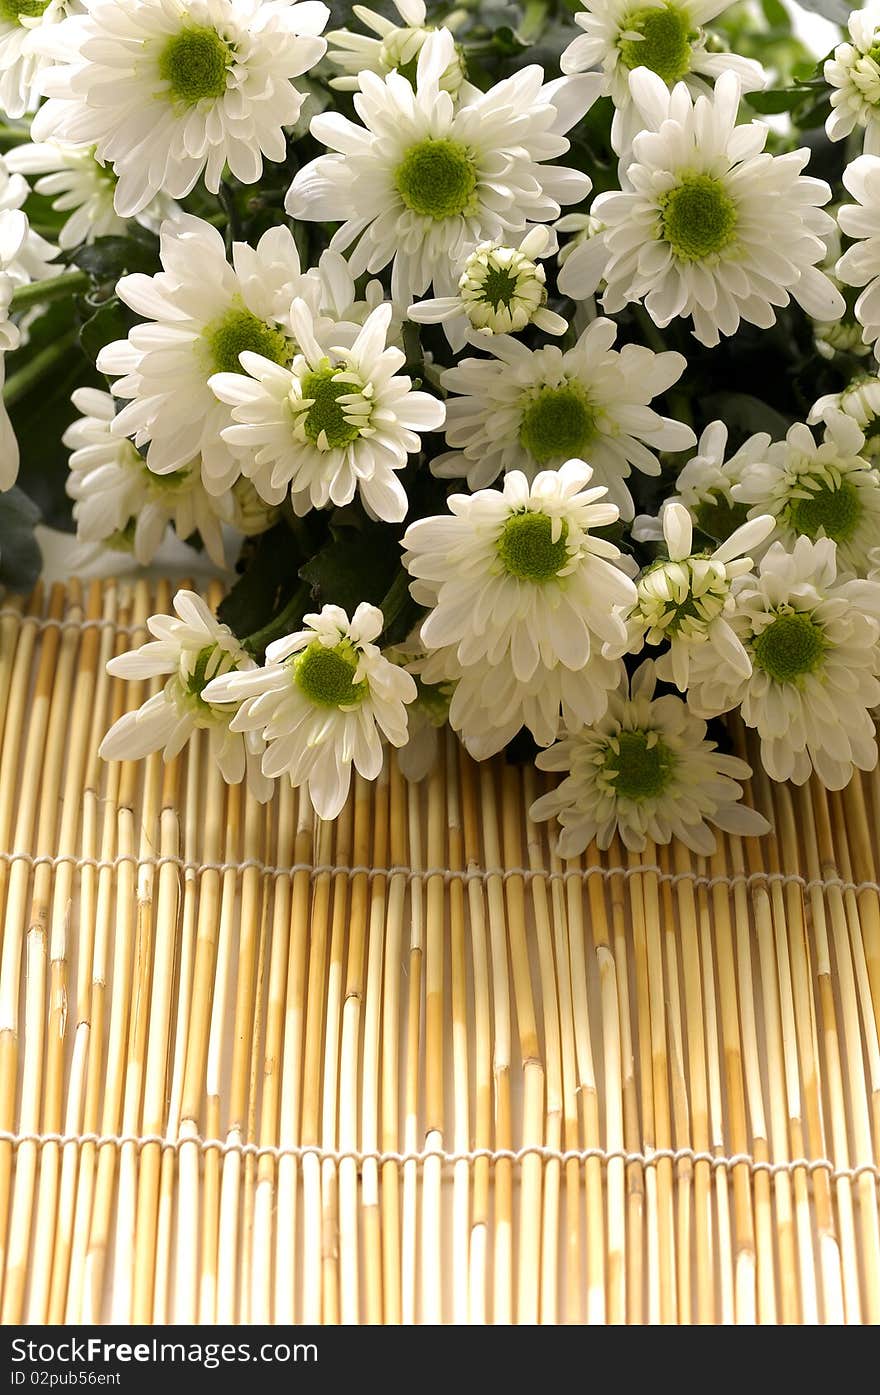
0,577,878,1325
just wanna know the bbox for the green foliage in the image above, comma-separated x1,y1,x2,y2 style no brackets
0,487,41,592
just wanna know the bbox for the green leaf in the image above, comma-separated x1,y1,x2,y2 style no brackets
0,487,42,592
760,0,791,29
702,391,793,442
79,296,128,365
217,522,306,641
745,88,806,114
70,229,160,285
299,527,402,616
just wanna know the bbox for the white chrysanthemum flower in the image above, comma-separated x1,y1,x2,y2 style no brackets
0,210,22,487
326,0,466,94
0,167,59,488
825,9,880,156
402,460,635,755
99,589,272,800
32,0,328,217
836,153,880,357
228,477,280,536
63,388,235,566
554,211,605,272
407,226,567,351
0,0,74,120
5,140,175,249
529,659,769,856
96,214,361,496
614,500,774,690
286,28,602,305
733,413,880,576
404,459,636,678
560,0,765,147
561,70,844,348
433,315,694,518
0,152,59,286
202,602,417,821
634,419,772,547
211,297,445,521
809,374,880,457
687,536,880,789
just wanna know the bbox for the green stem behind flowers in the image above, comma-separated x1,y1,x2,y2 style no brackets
9,271,90,314
2,332,77,408
242,581,310,660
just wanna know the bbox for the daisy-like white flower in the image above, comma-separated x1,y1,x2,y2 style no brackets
0,167,59,489
529,659,769,856
825,8,880,156
99,589,272,800
687,536,880,789
0,152,59,286
63,388,235,566
402,460,635,754
326,0,466,95
561,70,844,348
407,226,567,351
5,140,175,249
836,153,880,356
614,500,774,690
211,297,445,521
0,0,73,120
433,315,694,517
202,603,417,821
555,210,606,272
97,213,353,495
733,413,880,576
560,0,764,147
809,375,880,458
32,0,329,217
634,419,771,546
286,28,602,305
0,211,22,487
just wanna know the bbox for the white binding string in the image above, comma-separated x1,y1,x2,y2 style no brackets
0,611,145,638
0,847,874,896
0,1130,877,1184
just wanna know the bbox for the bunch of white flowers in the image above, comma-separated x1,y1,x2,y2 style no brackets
2,0,880,853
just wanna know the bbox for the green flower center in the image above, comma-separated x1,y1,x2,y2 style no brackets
660,174,738,262
158,25,232,107
867,41,880,66
143,462,194,496
293,641,369,708
205,306,291,375
604,729,676,801
497,511,570,583
395,138,477,220
787,478,861,545
0,0,49,21
752,611,826,685
479,265,521,309
180,642,237,720
618,5,695,83
300,368,362,450
518,383,597,466
694,493,749,543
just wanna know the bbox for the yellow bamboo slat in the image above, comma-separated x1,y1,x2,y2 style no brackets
0,579,878,1325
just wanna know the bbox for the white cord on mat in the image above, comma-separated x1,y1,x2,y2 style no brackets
0,1129,877,1184
0,847,875,897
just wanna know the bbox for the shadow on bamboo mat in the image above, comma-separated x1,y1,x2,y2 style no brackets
0,577,878,1323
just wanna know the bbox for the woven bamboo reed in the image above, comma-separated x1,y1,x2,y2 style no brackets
0,577,878,1324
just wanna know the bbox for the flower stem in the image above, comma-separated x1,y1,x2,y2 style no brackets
243,581,310,659
9,271,90,314
2,332,78,408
